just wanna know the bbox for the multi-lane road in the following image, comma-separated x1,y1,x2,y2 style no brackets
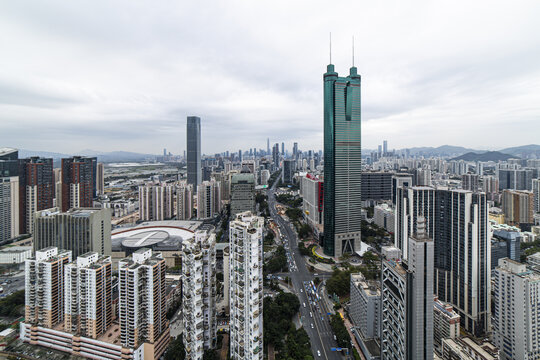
267,176,344,359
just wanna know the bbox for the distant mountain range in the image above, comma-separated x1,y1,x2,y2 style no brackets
19,149,156,163
366,144,540,159
451,151,515,162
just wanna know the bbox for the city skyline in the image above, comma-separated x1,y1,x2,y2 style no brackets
2,1,540,154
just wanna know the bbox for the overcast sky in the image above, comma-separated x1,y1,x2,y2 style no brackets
1,1,540,155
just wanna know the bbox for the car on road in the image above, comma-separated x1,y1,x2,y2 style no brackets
310,323,314,329
303,302,306,308
317,350,321,357
310,312,312,317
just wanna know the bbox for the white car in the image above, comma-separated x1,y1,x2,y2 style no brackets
317,350,321,357
310,323,314,329
303,302,306,308
310,312,313,318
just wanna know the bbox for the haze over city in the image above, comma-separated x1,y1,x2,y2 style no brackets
2,0,540,154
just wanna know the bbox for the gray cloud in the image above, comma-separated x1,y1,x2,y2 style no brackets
1,0,540,154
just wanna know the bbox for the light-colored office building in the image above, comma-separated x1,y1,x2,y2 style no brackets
493,258,540,360
118,248,170,360
381,218,433,360
0,246,32,264
33,207,112,258
25,247,72,328
441,337,499,360
374,203,395,232
182,231,217,360
229,212,263,360
300,174,324,228
139,184,174,221
0,175,19,243
64,252,112,339
349,273,380,339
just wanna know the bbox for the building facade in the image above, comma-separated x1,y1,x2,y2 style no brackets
64,252,112,339
323,63,362,257
61,156,97,211
229,212,263,360
0,148,19,242
182,231,217,360
139,184,174,221
493,258,540,360
176,182,193,220
300,174,324,228
118,248,170,359
230,173,255,216
433,296,460,356
33,207,112,259
25,247,72,328
349,273,380,339
502,189,534,225
197,180,221,219
18,157,54,235
187,116,202,189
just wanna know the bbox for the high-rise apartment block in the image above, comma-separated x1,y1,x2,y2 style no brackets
187,116,202,189
197,180,221,219
381,219,434,360
281,159,295,184
176,182,193,220
323,63,362,257
64,252,112,339
533,178,540,213
18,157,54,235
0,148,19,242
182,231,217,360
33,207,112,258
138,184,174,221
493,258,540,360
498,168,534,191
230,173,255,216
118,248,170,359
395,187,490,336
61,156,96,211
229,212,263,360
502,189,534,225
433,296,460,356
25,247,72,328
462,173,479,192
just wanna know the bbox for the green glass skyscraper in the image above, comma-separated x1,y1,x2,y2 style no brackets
323,64,362,257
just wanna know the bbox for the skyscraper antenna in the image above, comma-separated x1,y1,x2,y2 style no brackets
352,36,355,67
329,32,332,64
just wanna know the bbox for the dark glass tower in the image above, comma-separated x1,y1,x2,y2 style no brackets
323,64,362,257
187,116,201,189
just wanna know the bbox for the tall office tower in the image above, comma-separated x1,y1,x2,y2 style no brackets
281,142,284,156
395,187,490,336
378,145,382,158
323,63,362,257
293,142,298,159
383,140,388,155
391,173,413,205
64,252,112,339
361,172,393,202
96,162,104,195
118,249,170,359
176,182,193,220
138,184,174,221
230,172,255,216
187,116,202,189
381,219,434,360
433,296,460,356
196,180,221,219
18,157,54,235
182,231,217,359
281,159,295,184
462,173,479,192
533,178,540,213
229,212,263,360
493,258,540,360
25,247,72,328
34,207,112,258
349,273,380,339
266,138,270,155
0,148,19,242
416,168,431,186
272,143,279,170
238,150,242,163
502,189,534,225
61,156,97,211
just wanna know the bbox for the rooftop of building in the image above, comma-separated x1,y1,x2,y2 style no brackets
0,246,32,253
384,258,407,275
351,273,380,296
0,148,17,156
112,220,201,251
497,258,540,278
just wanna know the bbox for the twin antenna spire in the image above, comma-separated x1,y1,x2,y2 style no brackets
329,32,356,67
